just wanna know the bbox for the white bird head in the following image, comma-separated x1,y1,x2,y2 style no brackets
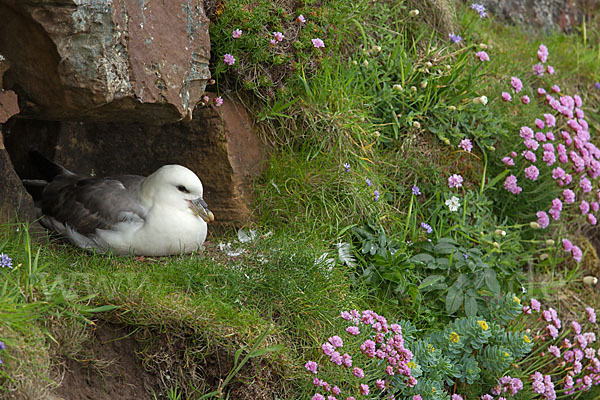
141,165,214,223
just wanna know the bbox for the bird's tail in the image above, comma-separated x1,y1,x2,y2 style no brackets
28,148,73,182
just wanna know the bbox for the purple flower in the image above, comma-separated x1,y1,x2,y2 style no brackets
551,84,560,93
448,174,464,189
360,383,369,395
305,361,318,373
470,3,487,18
297,14,306,23
312,393,325,400
449,33,462,43
563,189,575,204
373,190,380,202
421,222,433,234
511,77,523,92
343,163,350,172
273,31,284,42
223,53,236,66
475,51,490,61
214,96,224,107
532,63,545,76
501,92,512,101
547,324,559,339
595,82,600,90
346,326,360,335
549,345,561,357
547,65,555,74
451,395,463,400
0,253,12,269
353,367,365,378
329,335,343,348
312,38,325,48
562,238,573,252
232,29,242,39
366,178,372,186
412,185,421,195
521,95,530,104
459,138,473,152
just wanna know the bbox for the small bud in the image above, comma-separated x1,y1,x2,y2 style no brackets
374,131,380,137
540,253,549,260
413,121,421,129
392,84,403,91
448,105,457,111
411,86,417,92
494,229,506,236
479,95,488,105
530,222,541,229
446,65,452,70
479,43,488,49
372,45,382,53
425,61,433,68
363,60,369,67
583,276,598,286
409,9,420,17
493,242,500,249
545,239,555,246
420,81,428,89
352,60,358,65
442,138,450,145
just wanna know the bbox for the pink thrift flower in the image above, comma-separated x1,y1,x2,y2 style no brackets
297,14,306,23
322,342,335,356
451,395,463,400
502,156,515,166
547,324,559,339
342,353,352,367
563,189,575,204
448,174,464,189
312,38,325,48
549,207,560,221
535,118,545,129
375,379,385,389
522,150,536,163
538,44,549,62
546,131,555,140
232,29,242,39
459,138,473,152
537,211,549,228
533,63,545,76
520,126,534,139
531,298,541,312
475,51,490,61
572,246,583,262
312,393,325,400
510,151,517,158
551,198,562,211
544,113,556,127
551,84,560,93
270,39,277,45
522,95,530,104
360,384,369,395
329,335,343,348
305,361,318,373
413,396,423,400
501,92,512,101
586,307,596,323
580,200,590,215
525,165,540,181
332,386,340,395
214,96,224,107
273,31,284,42
562,238,573,252
592,202,599,212
538,87,547,95
353,367,365,378
346,326,360,335
572,321,582,334
223,53,236,66
547,65,555,74
511,76,523,92
549,345,561,357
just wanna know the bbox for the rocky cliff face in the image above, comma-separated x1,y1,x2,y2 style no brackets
478,0,598,33
0,0,265,227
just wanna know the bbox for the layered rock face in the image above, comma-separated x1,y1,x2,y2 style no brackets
0,0,266,227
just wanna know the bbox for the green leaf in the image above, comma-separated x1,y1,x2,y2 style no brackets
410,253,435,264
249,344,284,357
80,304,120,313
418,275,445,289
484,268,501,294
446,286,464,314
464,295,478,317
434,243,457,254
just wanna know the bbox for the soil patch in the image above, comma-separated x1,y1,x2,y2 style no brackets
54,322,160,400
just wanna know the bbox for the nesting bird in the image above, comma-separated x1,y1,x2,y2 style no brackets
23,151,214,256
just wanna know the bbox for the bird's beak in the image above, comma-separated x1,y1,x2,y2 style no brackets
189,197,214,223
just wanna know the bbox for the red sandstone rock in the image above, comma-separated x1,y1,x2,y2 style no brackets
0,0,210,123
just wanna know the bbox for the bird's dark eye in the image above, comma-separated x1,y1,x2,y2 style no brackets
177,185,190,193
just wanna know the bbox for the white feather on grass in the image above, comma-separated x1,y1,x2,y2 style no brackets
337,242,356,267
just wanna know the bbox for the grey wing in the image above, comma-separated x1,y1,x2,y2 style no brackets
40,174,148,234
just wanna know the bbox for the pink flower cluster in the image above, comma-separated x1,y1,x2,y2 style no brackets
499,44,599,263
448,174,464,189
532,44,554,76
306,309,417,399
520,300,600,396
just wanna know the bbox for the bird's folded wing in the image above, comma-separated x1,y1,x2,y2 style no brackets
41,174,148,234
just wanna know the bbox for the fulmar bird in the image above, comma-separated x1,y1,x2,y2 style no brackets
23,150,214,256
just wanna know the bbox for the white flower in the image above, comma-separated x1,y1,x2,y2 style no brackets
392,84,403,91
445,196,461,212
409,9,420,17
